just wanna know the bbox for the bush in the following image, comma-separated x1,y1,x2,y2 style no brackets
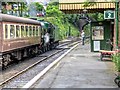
112,53,120,72
44,17,79,40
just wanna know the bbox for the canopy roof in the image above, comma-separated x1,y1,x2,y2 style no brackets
59,0,115,3
59,0,115,13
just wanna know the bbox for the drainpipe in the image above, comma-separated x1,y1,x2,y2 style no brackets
115,0,119,49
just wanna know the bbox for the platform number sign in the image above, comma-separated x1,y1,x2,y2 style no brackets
104,10,115,19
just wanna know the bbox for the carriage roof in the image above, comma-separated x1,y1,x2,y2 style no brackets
0,14,41,25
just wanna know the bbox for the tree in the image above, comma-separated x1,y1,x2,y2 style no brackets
35,2,44,12
46,3,63,17
45,2,79,39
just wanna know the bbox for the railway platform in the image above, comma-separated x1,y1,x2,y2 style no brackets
32,43,117,88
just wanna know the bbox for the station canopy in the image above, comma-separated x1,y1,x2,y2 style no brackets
59,0,116,14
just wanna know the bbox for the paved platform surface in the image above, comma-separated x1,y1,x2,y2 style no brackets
34,43,118,88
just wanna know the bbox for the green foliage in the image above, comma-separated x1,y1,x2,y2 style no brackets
89,13,104,21
84,24,90,36
29,2,44,12
44,1,104,39
97,13,104,21
35,2,44,11
46,4,63,17
44,17,79,40
2,8,7,14
45,2,79,40
83,1,96,7
112,53,120,72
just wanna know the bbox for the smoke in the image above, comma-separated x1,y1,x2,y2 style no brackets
25,0,51,17
29,3,37,17
25,0,38,17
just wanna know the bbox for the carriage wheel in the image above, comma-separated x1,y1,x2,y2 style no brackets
42,47,45,53
114,77,119,84
118,81,120,87
17,51,22,61
3,54,11,68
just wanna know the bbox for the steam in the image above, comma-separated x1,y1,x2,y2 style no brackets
25,0,37,17
29,3,37,17
25,0,50,17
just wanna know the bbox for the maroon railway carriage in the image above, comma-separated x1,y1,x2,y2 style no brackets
0,14,42,69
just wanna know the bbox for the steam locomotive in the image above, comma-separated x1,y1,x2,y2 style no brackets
0,14,59,69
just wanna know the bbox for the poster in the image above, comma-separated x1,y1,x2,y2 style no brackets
94,41,100,51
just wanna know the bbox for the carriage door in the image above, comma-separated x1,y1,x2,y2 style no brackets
90,21,112,52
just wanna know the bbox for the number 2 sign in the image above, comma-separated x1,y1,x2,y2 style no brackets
104,10,115,19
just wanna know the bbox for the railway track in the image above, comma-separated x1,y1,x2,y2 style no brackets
0,39,80,89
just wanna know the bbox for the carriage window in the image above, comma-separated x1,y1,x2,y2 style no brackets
38,27,41,36
33,26,35,36
21,26,25,37
10,25,15,38
5,25,8,39
25,26,29,37
36,26,38,36
39,26,41,36
16,25,20,38
29,26,32,36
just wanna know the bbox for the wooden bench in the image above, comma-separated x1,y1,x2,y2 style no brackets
99,50,116,61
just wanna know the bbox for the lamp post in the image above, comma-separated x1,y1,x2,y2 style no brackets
115,0,119,49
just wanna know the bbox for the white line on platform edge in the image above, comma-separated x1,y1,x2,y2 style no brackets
22,43,79,88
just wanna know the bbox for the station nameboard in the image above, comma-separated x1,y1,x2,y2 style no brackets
104,10,115,19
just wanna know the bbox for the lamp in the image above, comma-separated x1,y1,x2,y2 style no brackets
81,9,87,18
83,9,87,14
81,8,91,23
